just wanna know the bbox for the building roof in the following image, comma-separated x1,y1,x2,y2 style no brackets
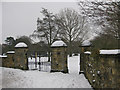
51,40,67,47
7,51,15,54
81,40,91,47
15,42,28,48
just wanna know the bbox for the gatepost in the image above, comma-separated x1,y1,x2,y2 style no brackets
51,40,68,73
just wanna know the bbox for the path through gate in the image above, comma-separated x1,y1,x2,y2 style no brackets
28,54,51,72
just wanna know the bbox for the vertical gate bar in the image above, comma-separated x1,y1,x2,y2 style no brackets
39,56,41,71
44,57,45,71
44,59,46,71
35,52,37,69
31,57,32,70
42,58,43,71
30,55,32,70
43,55,44,71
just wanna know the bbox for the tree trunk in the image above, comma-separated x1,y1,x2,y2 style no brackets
69,40,72,57
69,48,72,57
48,44,51,62
69,53,72,57
48,51,51,62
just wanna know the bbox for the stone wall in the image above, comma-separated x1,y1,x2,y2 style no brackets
1,57,7,67
51,47,68,73
79,46,91,74
1,48,28,70
14,48,28,70
4,53,14,68
80,51,120,88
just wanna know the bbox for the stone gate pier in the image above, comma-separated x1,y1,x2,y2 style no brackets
14,42,28,70
51,40,68,73
1,42,28,70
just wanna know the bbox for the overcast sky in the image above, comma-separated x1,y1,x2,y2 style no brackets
0,2,2,44
1,1,80,43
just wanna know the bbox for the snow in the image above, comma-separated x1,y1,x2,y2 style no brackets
28,57,48,62
31,37,41,44
0,55,7,58
88,64,91,67
81,40,91,46
92,80,95,82
28,57,51,72
7,51,15,54
0,67,2,89
84,51,91,54
97,71,100,74
68,55,80,74
100,49,120,54
51,40,67,47
92,74,95,77
0,55,92,88
84,49,120,55
15,42,28,48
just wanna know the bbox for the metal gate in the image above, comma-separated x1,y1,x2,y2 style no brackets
28,54,51,72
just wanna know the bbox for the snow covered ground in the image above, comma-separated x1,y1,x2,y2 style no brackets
0,55,92,88
0,67,2,89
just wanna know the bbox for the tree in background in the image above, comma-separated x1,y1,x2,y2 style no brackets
78,0,120,49
3,37,15,53
0,44,2,54
31,8,59,61
91,33,119,49
15,36,32,46
5,37,15,46
55,8,89,56
15,36,33,57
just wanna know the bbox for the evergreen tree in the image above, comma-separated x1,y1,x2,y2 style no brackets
31,8,59,61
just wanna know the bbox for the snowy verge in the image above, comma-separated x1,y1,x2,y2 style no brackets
1,56,92,88
1,67,92,88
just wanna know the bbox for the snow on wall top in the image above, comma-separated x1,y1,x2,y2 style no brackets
7,51,15,54
84,51,91,54
51,40,67,47
81,40,91,46
100,49,120,54
84,49,120,55
15,42,28,48
0,55,7,58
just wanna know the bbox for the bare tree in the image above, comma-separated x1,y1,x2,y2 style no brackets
56,8,89,56
31,8,59,61
78,0,120,41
